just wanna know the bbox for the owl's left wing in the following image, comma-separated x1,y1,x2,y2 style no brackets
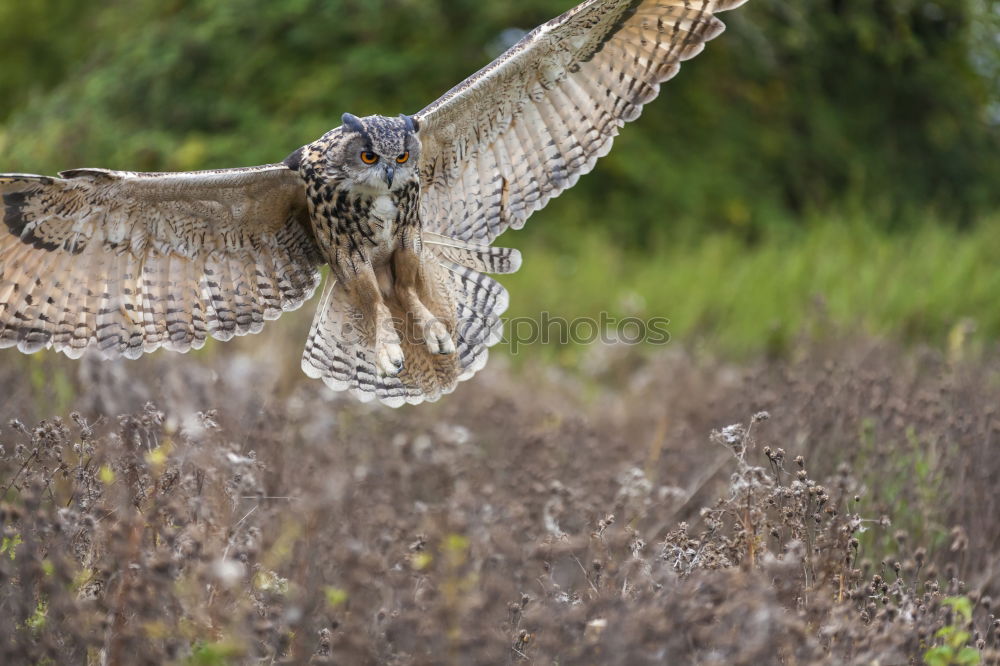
415,0,748,244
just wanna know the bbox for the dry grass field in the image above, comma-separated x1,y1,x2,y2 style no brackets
2,1,999,664
2,336,999,664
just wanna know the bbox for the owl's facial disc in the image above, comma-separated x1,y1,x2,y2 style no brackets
338,113,420,191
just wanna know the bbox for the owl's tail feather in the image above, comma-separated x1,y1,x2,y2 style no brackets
301,235,519,407
300,277,411,407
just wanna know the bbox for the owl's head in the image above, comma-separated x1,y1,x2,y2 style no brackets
328,113,421,192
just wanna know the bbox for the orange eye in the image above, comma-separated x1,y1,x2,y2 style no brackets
360,151,379,164
396,152,410,164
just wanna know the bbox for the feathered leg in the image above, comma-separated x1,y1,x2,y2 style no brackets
337,256,403,377
393,230,455,356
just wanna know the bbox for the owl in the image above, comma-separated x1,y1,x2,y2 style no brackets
0,0,749,407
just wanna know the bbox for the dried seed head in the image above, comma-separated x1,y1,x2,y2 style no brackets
950,526,969,552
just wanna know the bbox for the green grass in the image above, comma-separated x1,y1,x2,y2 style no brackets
501,214,999,363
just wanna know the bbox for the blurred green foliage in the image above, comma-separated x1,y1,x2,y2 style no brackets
0,0,997,355
1,0,997,237
505,216,1000,361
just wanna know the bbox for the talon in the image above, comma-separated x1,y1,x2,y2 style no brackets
377,342,405,376
425,321,455,355
437,334,456,355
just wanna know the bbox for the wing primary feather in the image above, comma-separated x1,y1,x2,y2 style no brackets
120,251,146,358
416,0,749,242
94,248,125,354
11,248,59,354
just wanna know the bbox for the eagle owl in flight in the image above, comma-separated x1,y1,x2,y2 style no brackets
0,0,748,407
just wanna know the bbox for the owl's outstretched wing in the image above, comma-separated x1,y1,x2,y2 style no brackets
0,165,322,359
415,0,748,243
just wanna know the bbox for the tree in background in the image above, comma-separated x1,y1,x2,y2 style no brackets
0,0,997,243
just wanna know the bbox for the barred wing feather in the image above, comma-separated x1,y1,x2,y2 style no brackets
415,0,748,244
0,165,322,359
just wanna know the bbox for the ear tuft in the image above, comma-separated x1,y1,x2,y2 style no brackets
400,114,420,134
341,113,366,134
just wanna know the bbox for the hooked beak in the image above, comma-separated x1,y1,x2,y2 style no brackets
383,164,395,188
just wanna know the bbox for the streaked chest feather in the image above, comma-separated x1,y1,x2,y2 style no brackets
365,194,399,264
369,195,398,245
307,183,411,258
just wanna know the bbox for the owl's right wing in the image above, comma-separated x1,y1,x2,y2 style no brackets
414,0,748,244
1,165,323,359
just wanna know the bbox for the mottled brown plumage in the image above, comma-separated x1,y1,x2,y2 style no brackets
0,0,749,406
